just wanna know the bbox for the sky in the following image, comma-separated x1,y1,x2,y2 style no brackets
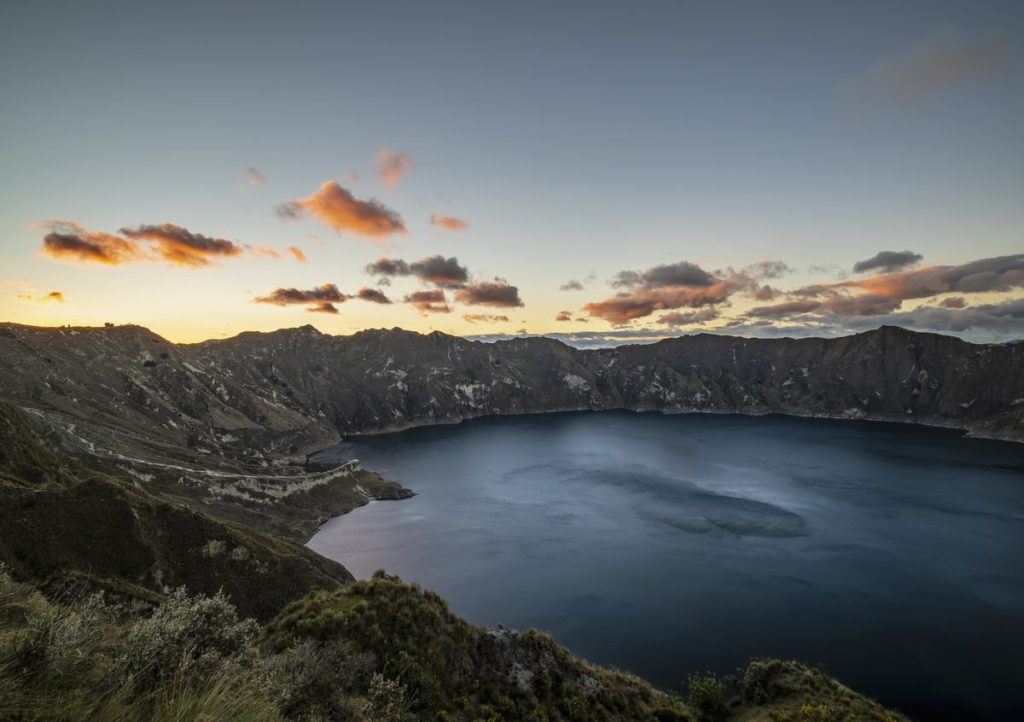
1,0,1022,344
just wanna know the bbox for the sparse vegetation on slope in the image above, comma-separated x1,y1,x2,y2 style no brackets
267,571,693,721
0,569,908,722
0,402,350,620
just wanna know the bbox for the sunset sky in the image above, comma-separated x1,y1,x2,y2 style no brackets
1,0,1022,344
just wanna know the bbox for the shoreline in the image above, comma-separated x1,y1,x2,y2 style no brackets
315,404,1024,447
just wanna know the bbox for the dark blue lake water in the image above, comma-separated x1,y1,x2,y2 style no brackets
309,412,1024,721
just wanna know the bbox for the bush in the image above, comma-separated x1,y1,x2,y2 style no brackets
265,638,373,720
742,658,787,704
362,672,411,722
119,587,260,689
687,672,728,722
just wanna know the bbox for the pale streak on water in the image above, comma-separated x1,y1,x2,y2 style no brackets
309,411,1024,721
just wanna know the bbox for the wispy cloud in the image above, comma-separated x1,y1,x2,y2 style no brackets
795,254,1024,304
375,147,412,187
463,313,510,324
430,213,469,231
658,308,718,326
16,290,65,303
745,255,1024,326
243,166,266,187
860,30,1012,106
287,246,307,263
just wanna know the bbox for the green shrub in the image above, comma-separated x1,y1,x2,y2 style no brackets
264,638,372,720
686,672,728,722
119,586,260,689
362,672,411,722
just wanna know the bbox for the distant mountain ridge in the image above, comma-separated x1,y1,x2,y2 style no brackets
1,323,1021,471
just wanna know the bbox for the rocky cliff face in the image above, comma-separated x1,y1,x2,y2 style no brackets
1,323,1021,474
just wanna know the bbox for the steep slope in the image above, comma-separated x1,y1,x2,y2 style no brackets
199,321,1024,436
0,323,413,540
0,402,351,620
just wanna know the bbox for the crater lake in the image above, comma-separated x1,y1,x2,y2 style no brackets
309,412,1024,721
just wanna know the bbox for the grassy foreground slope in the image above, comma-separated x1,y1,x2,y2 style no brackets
0,570,907,722
0,402,908,721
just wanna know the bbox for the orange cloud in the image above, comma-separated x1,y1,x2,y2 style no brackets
794,255,1024,305
40,220,142,266
745,255,1024,323
555,311,572,322
584,283,730,324
430,213,469,231
278,181,405,242
308,302,339,314
463,313,510,324
287,246,307,263
375,147,412,187
250,246,282,260
16,290,65,303
119,223,243,267
584,259,745,324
